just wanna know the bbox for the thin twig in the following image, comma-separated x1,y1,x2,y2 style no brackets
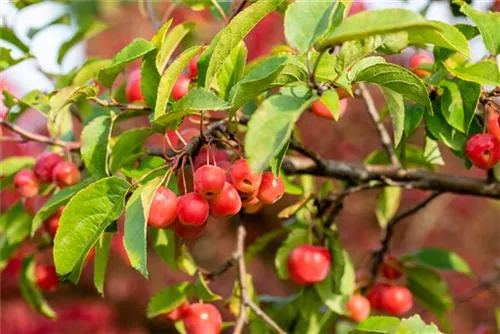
0,120,80,151
145,0,160,31
370,192,442,282
358,83,401,168
91,97,151,111
230,0,248,21
203,255,237,282
211,0,229,23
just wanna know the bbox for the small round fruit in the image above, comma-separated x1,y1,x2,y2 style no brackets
14,169,39,198
209,182,242,219
229,159,262,194
172,74,191,101
465,134,500,169
381,256,403,280
52,161,81,187
165,301,190,322
487,107,500,144
194,165,226,199
346,295,371,323
148,187,179,229
126,69,144,102
242,197,263,214
34,152,64,183
35,264,59,291
189,54,201,79
366,283,390,310
44,206,64,238
287,245,331,285
238,189,257,204
172,220,206,239
381,285,413,316
178,192,209,226
310,99,348,120
257,172,285,205
409,54,433,78
183,303,222,334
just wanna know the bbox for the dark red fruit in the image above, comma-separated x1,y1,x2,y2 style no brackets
52,161,81,187
189,54,201,79
346,295,371,323
44,206,64,238
229,159,262,194
409,54,433,78
165,301,190,322
194,165,226,199
381,256,403,280
380,285,413,316
209,182,242,219
178,192,209,226
465,134,500,169
34,152,64,183
35,264,59,291
148,187,179,229
183,303,222,334
172,220,206,239
126,69,144,102
172,74,190,101
257,172,285,205
287,245,331,285
367,283,390,310
14,169,39,198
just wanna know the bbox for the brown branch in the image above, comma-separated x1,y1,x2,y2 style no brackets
370,192,442,281
230,0,248,21
0,120,80,151
91,97,151,111
358,83,401,168
203,254,237,283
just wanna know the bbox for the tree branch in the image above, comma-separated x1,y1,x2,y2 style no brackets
358,83,401,168
230,0,248,21
145,0,160,31
0,120,80,151
370,192,442,281
91,97,151,111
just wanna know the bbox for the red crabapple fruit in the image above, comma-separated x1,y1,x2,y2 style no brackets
257,172,285,204
209,182,242,219
178,192,209,226
34,152,64,183
465,134,500,169
287,245,331,285
148,187,179,229
194,165,226,199
14,169,39,198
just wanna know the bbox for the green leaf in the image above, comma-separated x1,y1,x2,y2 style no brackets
121,156,166,180
151,19,173,47
94,232,112,296
405,266,453,317
217,41,247,100
444,60,500,86
245,95,314,172
193,272,222,301
151,228,176,270
275,228,308,279
399,315,443,334
320,89,341,121
375,187,402,229
0,47,32,71
0,201,31,269
423,136,445,166
58,21,107,64
229,56,307,111
48,85,99,120
109,128,153,174
454,23,480,40
152,87,230,132
72,59,111,86
458,1,500,56
0,156,34,177
318,9,438,50
439,79,478,134
307,51,337,82
80,116,112,179
365,145,435,171
407,20,470,58
154,45,203,119
336,56,387,93
336,36,395,74
156,22,196,74
177,244,197,276
0,26,30,53
32,179,93,235
270,142,289,178
141,51,160,109
382,88,405,146
147,283,190,318
352,316,400,334
199,0,283,89
54,177,129,283
19,256,56,319
124,177,164,278
245,228,287,263
424,107,467,152
404,104,425,138
354,63,432,112
97,38,156,87
284,0,337,54
405,248,471,275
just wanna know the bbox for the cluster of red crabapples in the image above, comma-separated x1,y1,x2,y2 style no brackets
147,153,286,239
286,244,413,323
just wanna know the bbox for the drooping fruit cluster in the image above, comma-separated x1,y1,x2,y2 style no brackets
287,245,331,285
409,53,434,78
147,147,285,239
465,134,500,170
162,301,222,334
367,283,414,316
35,264,59,292
14,152,81,198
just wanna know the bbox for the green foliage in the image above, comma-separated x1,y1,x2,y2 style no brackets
0,47,33,71
147,283,190,318
404,248,472,275
80,116,113,179
444,60,500,86
20,256,56,319
109,128,154,174
375,187,402,228
275,228,308,279
151,228,176,270
352,315,442,334
0,156,34,190
156,22,196,74
0,201,31,269
94,232,112,296
58,21,107,65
